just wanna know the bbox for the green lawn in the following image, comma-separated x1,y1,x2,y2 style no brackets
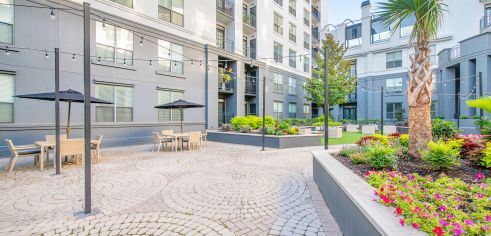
321,132,367,145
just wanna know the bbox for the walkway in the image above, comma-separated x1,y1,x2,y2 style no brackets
0,142,341,236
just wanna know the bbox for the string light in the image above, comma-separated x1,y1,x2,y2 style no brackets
102,18,106,30
5,47,9,56
45,50,49,59
50,8,56,20
139,37,144,47
72,54,76,61
149,60,152,67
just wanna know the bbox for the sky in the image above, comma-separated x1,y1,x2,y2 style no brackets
328,0,388,25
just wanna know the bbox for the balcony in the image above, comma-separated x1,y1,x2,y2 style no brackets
346,38,362,48
217,39,235,53
312,28,320,44
218,78,234,93
243,13,256,34
449,45,460,60
312,7,320,24
243,46,256,59
245,78,257,96
481,11,491,32
217,0,234,24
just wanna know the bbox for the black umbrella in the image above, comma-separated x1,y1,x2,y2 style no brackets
155,99,204,133
15,89,113,137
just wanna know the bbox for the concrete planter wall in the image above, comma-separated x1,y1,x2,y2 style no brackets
328,127,343,138
313,151,425,236
207,131,321,149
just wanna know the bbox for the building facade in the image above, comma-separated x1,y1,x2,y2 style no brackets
329,0,483,126
0,0,327,152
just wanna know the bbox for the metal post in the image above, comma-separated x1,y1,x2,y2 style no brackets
83,2,92,214
457,91,460,129
479,72,484,118
380,86,384,135
323,49,329,150
205,45,209,128
55,48,61,175
262,76,266,151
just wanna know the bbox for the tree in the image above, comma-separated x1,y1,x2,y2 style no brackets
379,0,445,157
303,34,357,107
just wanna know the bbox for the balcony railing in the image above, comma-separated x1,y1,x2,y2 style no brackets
481,11,491,32
245,79,257,95
217,0,234,17
346,38,362,48
289,6,296,16
217,39,235,53
449,45,460,60
311,28,320,41
243,13,256,28
218,77,234,93
243,47,256,59
312,8,320,21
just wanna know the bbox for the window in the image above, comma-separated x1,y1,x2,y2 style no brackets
274,13,283,35
274,0,283,6
288,77,296,95
95,83,133,122
158,0,184,27
158,89,184,122
386,78,403,95
303,9,310,26
345,24,362,48
289,0,296,16
430,45,437,65
400,14,415,37
273,73,284,93
0,73,14,123
243,36,248,57
371,17,390,43
289,49,296,68
289,23,296,42
386,102,402,119
274,42,283,63
350,61,357,77
430,100,437,118
289,103,297,118
158,40,184,74
110,0,133,8
216,25,225,49
304,33,310,50
386,51,402,69
303,56,310,73
273,101,284,120
303,104,310,117
0,0,14,44
96,22,134,65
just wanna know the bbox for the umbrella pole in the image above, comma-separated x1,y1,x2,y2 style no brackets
180,108,183,134
67,100,72,138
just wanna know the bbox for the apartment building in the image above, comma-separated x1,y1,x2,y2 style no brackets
0,0,327,149
329,0,482,125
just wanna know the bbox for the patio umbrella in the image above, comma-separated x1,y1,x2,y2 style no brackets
15,88,113,137
155,99,204,133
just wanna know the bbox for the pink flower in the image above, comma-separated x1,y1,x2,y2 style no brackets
439,205,447,211
412,222,420,230
408,175,416,181
399,218,405,226
380,195,390,204
483,225,490,231
374,190,379,196
433,226,444,236
478,194,484,199
434,193,443,200
395,207,403,215
476,173,485,180
453,228,463,235
390,172,395,178
485,215,490,221
481,183,489,189
439,218,449,227
464,220,474,226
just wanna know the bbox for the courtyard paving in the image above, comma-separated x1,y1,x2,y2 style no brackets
0,142,342,236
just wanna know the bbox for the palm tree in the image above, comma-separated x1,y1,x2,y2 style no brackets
378,0,445,156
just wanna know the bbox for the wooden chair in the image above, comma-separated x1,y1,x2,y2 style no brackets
183,132,202,151
57,139,84,169
91,135,103,163
152,132,176,152
4,139,41,172
45,134,67,161
162,130,174,136
201,130,208,146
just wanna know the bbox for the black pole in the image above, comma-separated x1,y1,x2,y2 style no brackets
262,75,266,151
83,2,92,214
205,45,209,128
479,72,484,119
457,90,460,129
55,48,61,175
380,86,384,135
323,48,329,150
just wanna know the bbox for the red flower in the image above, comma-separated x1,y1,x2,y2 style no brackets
412,222,420,230
380,195,390,204
432,226,444,236
399,218,405,226
395,207,403,215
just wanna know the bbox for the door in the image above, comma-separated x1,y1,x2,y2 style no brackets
216,25,225,49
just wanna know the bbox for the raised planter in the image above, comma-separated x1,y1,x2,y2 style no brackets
346,124,359,132
383,125,397,135
313,151,426,236
328,127,343,138
361,125,376,134
207,131,321,149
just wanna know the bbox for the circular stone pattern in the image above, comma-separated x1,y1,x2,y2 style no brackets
268,204,326,236
163,167,310,220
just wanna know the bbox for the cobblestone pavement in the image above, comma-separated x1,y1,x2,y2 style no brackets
0,142,342,236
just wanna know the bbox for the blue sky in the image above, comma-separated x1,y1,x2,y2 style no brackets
328,0,388,25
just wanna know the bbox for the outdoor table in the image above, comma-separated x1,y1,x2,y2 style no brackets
165,133,190,151
35,139,100,171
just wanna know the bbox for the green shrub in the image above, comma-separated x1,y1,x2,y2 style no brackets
432,118,461,140
366,145,398,169
278,120,291,131
399,134,409,148
239,125,252,133
420,139,462,170
230,115,276,130
230,116,249,130
264,116,276,127
264,126,276,135
221,123,232,132
350,152,370,164
481,142,491,168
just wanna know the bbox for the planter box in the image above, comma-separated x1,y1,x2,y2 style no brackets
361,125,376,134
313,151,425,236
346,124,359,133
207,131,321,149
383,125,397,135
328,127,343,138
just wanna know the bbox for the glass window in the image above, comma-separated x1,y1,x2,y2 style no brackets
289,0,296,16
386,102,402,119
0,73,14,123
430,100,437,118
273,73,284,93
303,56,310,73
158,89,184,122
95,84,133,122
274,42,283,63
303,8,310,26
216,25,225,49
289,103,297,118
96,22,133,65
274,0,283,6
289,23,296,42
274,13,283,35
111,0,133,8
386,78,403,95
273,101,283,120
288,77,296,95
289,49,296,68
0,0,14,44
371,17,390,43
350,61,357,77
159,0,184,27
304,33,310,50
400,14,415,37
158,40,184,74
345,23,362,48
430,45,437,65
386,51,402,69
303,104,310,115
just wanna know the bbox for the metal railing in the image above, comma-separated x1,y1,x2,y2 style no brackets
243,47,256,59
289,6,296,16
312,8,320,21
312,28,320,41
217,0,234,17
243,13,256,28
218,77,234,93
450,45,460,60
346,38,362,48
218,39,235,53
245,79,257,95
481,11,491,32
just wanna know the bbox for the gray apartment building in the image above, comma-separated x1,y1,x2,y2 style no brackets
0,0,328,153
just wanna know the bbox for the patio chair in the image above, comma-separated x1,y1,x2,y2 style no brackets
45,134,67,161
4,139,41,172
183,131,202,151
91,135,103,163
162,130,174,136
201,129,208,146
57,139,84,169
152,132,175,152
